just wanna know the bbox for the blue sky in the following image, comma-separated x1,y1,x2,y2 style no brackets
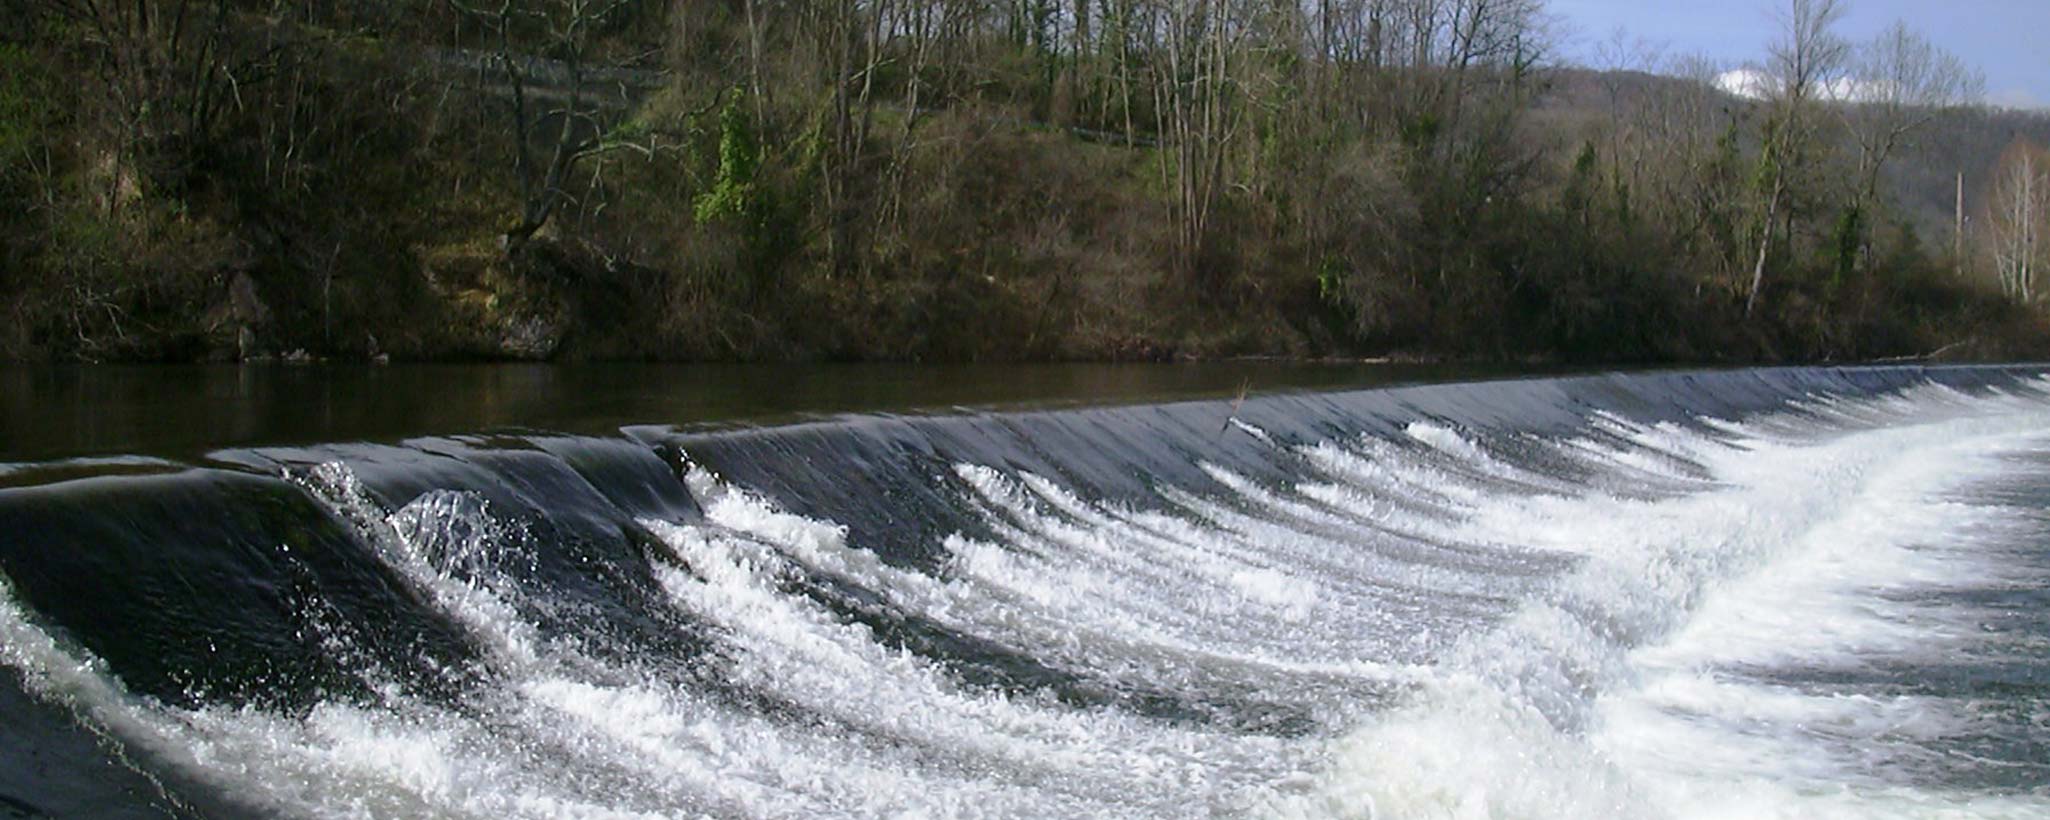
1548,0,2050,109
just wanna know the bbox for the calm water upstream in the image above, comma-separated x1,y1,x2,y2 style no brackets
0,362,1530,461
0,363,2046,819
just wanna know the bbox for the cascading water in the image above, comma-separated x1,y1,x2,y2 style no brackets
1,366,2047,819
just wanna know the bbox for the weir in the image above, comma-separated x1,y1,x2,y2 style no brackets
1,365,2047,818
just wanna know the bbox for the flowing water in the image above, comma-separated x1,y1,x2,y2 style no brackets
1,364,2047,819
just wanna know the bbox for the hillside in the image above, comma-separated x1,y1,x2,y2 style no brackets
1542,67,2050,247
2,2,2045,364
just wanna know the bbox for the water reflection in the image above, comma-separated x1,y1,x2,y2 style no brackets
0,362,1547,460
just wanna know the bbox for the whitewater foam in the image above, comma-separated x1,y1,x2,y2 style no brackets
2,370,2047,818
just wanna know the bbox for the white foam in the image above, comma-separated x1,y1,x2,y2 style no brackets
6,378,2050,818
1261,676,1663,820
1283,382,2050,819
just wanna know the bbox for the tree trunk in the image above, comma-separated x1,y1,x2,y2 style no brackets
1746,175,1783,318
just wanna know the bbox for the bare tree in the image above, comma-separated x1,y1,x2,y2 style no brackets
29,0,297,206
1842,21,1983,209
1152,0,1251,280
1614,53,1750,282
450,0,653,252
1986,137,2048,303
1590,28,1666,220
1746,0,1848,316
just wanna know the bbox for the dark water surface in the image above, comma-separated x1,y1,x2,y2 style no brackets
0,362,1536,461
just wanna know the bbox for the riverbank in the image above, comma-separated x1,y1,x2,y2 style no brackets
6,6,2050,366
11,221,2046,367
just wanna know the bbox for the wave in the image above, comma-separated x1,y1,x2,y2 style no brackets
1,366,2047,818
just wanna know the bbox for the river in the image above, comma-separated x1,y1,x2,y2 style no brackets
0,363,2045,818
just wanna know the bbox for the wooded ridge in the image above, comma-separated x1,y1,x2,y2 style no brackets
3,0,2048,363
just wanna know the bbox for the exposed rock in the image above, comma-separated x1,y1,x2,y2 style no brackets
206,271,276,362
237,327,260,361
499,315,561,360
228,272,271,326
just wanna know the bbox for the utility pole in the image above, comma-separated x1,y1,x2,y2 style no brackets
1956,170,1965,277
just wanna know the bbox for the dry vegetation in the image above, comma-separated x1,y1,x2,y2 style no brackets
2,0,2048,363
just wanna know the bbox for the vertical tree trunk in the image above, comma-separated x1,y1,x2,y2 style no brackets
2021,160,2032,301
744,0,766,128
1746,175,1783,318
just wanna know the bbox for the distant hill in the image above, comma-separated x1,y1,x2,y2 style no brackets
1540,66,2050,241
